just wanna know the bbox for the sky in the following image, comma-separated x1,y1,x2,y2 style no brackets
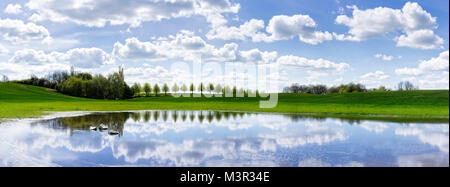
0,0,448,90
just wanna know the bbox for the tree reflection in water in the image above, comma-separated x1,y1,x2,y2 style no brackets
34,110,429,138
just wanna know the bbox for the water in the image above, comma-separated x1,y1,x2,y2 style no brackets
0,111,448,167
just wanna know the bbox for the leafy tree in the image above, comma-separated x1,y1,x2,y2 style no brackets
208,83,214,94
19,68,134,100
123,83,134,99
238,88,245,96
108,72,125,99
162,83,169,96
90,75,109,99
131,83,142,97
143,83,152,96
154,84,161,96
172,83,179,93
181,84,188,93
215,84,222,94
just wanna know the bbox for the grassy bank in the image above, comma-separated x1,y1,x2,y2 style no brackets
0,82,448,121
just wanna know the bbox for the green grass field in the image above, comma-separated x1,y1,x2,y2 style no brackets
0,82,448,121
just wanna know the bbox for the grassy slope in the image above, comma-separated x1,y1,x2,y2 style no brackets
0,82,448,120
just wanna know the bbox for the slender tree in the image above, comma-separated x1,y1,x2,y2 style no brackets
172,83,179,94
189,83,195,95
198,83,204,95
143,83,152,97
162,83,169,96
181,84,188,93
154,84,161,96
214,84,222,93
208,83,214,94
238,88,245,97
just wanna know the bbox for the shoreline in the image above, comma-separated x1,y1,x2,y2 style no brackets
1,109,448,124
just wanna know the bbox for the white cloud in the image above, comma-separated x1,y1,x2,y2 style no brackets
359,71,390,87
0,44,9,55
396,51,449,76
113,37,167,61
266,14,332,44
63,48,115,68
335,2,443,49
395,68,423,76
9,48,114,69
113,31,240,63
9,49,60,65
395,29,444,50
238,49,278,64
361,71,389,80
124,66,176,85
206,19,265,41
25,0,239,28
4,4,23,14
395,51,449,89
207,14,332,45
0,18,51,43
277,55,350,74
375,54,394,61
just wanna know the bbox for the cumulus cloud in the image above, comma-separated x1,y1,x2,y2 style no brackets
4,4,23,14
207,14,333,45
335,2,444,49
62,48,115,68
359,71,390,87
206,19,265,41
25,0,239,27
265,14,333,44
8,48,114,69
395,29,444,50
277,55,350,74
113,31,242,63
113,38,167,61
375,54,394,61
9,49,60,65
396,51,449,76
0,18,51,43
361,71,390,80
238,49,278,64
395,51,449,89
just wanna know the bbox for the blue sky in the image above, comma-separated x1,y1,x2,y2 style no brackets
0,0,448,90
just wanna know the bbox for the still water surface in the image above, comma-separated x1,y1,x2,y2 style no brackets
0,111,448,167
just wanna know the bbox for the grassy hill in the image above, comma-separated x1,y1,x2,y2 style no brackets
0,82,448,121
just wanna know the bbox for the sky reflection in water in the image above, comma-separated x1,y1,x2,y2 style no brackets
0,111,448,167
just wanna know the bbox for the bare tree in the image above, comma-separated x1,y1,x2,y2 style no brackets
1,75,9,82
398,81,418,91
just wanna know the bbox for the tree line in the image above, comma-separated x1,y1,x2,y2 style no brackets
13,67,263,99
130,82,261,97
14,67,135,100
283,81,417,95
11,67,420,99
